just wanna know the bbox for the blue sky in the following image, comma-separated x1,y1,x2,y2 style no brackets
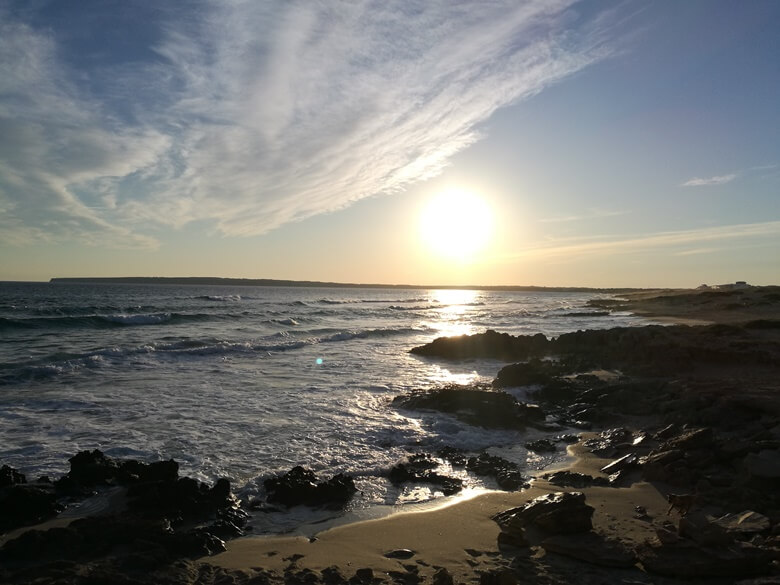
1,0,778,286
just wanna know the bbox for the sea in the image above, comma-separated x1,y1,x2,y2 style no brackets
0,281,655,532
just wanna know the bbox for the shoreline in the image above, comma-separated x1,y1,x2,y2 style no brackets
2,287,779,584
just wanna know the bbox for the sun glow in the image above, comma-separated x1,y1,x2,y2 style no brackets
419,189,494,262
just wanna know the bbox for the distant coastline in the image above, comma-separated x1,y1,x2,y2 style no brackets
48,276,648,294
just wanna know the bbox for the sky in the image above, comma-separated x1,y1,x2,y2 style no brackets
1,0,778,288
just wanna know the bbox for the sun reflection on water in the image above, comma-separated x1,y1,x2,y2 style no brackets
425,289,481,338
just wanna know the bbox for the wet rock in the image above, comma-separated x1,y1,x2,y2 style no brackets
392,385,544,430
600,452,639,475
384,549,415,559
492,492,594,536
389,456,462,496
466,453,526,490
436,446,468,467
0,464,26,487
410,329,549,361
264,466,357,508
582,428,633,457
351,567,375,584
541,532,636,567
525,439,556,453
492,358,564,387
541,470,610,488
68,449,119,485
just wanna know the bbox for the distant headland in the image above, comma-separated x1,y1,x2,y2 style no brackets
48,276,644,293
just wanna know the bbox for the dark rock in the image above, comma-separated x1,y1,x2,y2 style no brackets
662,427,714,451
384,549,415,559
265,466,357,508
492,358,564,387
744,450,780,479
436,446,468,467
479,568,518,585
392,384,543,430
525,439,556,453
582,428,633,456
678,511,734,547
635,540,773,578
351,567,375,584
492,492,594,536
389,457,462,496
0,465,26,487
711,511,771,535
322,566,349,585
432,567,454,585
541,532,636,567
0,482,62,531
68,449,119,485
600,452,639,475
466,453,525,490
541,470,609,488
411,329,549,361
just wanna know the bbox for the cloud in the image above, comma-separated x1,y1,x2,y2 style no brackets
500,220,780,261
537,209,628,223
0,1,622,246
681,174,737,187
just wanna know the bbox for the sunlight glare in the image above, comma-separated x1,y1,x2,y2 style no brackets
419,189,493,262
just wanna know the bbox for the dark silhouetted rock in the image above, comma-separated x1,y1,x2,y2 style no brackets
493,492,594,537
392,385,543,430
525,439,556,453
433,567,454,585
68,449,119,485
541,470,610,488
389,456,462,496
466,453,525,490
600,452,639,475
0,482,62,531
411,329,549,361
635,540,773,578
264,466,357,507
0,465,26,487
492,359,564,387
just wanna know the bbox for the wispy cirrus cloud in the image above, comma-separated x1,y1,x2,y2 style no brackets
681,174,737,187
500,220,780,261
0,1,625,247
537,209,628,223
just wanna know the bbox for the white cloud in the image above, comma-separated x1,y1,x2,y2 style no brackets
501,220,780,261
681,174,737,187
0,1,621,246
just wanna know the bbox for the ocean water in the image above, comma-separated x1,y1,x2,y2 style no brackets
0,282,653,531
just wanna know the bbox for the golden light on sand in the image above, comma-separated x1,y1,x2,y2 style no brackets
419,189,493,262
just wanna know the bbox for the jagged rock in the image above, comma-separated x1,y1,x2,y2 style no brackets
710,511,771,535
264,466,357,507
466,453,525,490
492,359,564,387
68,449,119,485
392,385,543,430
600,453,639,475
433,568,454,585
525,439,556,453
437,446,468,467
541,532,636,567
0,465,26,487
492,492,594,536
582,428,633,456
389,456,462,496
541,470,610,488
662,427,714,451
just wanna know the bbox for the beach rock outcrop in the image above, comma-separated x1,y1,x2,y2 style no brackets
492,492,595,544
392,385,544,430
0,481,62,531
465,453,526,491
411,329,549,361
0,464,26,487
492,359,565,387
635,539,773,578
541,532,636,567
264,466,357,508
389,455,462,496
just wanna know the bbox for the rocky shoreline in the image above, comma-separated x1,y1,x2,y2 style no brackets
2,289,779,584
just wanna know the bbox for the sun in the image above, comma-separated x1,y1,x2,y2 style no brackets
419,188,493,262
